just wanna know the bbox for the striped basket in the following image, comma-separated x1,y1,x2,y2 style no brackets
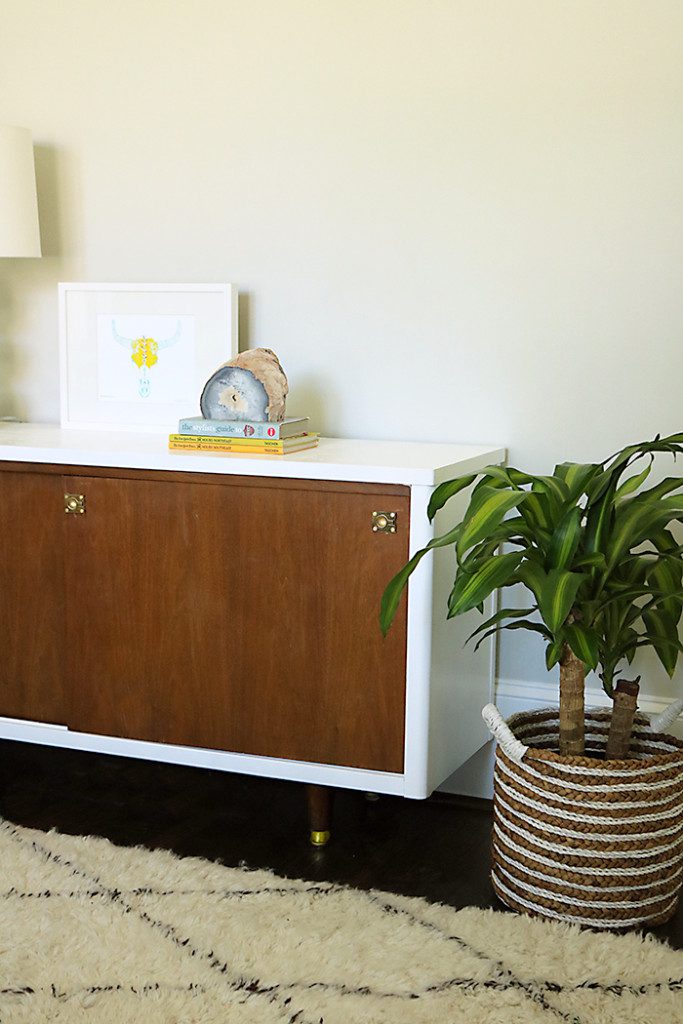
482,701,683,930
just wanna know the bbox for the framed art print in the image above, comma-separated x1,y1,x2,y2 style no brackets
58,283,237,431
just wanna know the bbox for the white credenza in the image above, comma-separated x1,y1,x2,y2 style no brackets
0,424,504,813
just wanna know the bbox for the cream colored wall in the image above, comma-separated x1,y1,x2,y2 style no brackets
2,0,682,700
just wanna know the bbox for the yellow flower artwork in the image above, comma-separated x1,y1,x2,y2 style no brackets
96,314,195,404
110,320,181,397
130,337,159,370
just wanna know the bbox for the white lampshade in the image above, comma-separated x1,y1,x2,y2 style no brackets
0,124,41,258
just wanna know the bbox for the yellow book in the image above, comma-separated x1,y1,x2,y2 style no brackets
169,432,317,448
168,436,319,455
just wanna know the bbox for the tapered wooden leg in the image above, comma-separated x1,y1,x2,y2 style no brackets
306,784,334,846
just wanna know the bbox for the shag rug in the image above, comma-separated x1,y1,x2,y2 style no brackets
1,817,682,1023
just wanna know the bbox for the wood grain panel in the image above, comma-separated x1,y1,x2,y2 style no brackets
0,470,67,724
63,471,410,771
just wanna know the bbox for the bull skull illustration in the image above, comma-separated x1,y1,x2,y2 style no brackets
111,319,182,398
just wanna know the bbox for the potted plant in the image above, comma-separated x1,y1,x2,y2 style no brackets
380,433,683,929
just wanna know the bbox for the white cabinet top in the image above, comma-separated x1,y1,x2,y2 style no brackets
0,423,505,486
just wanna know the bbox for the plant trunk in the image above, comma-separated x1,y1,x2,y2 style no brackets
605,678,640,759
559,644,585,756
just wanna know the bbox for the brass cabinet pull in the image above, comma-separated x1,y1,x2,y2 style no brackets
372,510,397,533
64,493,85,514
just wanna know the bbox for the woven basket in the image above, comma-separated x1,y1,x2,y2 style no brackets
482,702,683,930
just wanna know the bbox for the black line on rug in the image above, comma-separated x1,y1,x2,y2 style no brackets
0,883,344,900
1,982,209,1001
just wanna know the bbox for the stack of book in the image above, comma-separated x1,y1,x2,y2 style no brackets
169,416,319,456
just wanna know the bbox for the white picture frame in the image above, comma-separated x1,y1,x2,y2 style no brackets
58,282,237,431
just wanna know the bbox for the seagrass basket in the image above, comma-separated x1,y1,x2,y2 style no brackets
482,702,683,929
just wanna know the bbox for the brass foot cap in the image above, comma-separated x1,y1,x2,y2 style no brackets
310,830,331,847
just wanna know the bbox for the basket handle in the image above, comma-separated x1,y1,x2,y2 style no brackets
481,703,529,764
649,697,683,735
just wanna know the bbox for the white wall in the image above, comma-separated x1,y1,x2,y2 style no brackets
2,1,683,741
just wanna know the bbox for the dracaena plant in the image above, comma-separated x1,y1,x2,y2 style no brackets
380,433,683,757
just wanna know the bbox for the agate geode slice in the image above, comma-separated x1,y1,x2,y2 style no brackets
200,348,289,422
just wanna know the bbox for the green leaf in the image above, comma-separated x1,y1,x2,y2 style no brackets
547,506,582,571
613,626,640,662
637,631,683,654
379,521,462,635
584,488,615,557
473,619,552,653
659,494,683,514
606,500,671,573
636,477,683,504
647,560,683,623
595,584,665,612
639,589,683,621
545,635,565,670
617,554,651,587
516,560,547,607
573,552,607,570
529,479,568,531
532,475,570,507
459,517,533,573
651,528,680,554
619,589,683,630
461,481,508,526
475,465,535,488
380,551,426,636
642,609,683,676
554,462,600,502
466,606,536,643
427,474,477,522
615,460,652,500
538,568,584,633
585,467,618,506
604,498,683,577
519,491,554,542
470,473,507,498
565,622,600,670
459,538,502,574
447,551,525,617
456,488,529,561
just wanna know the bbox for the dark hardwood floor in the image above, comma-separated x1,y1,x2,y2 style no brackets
1,738,681,948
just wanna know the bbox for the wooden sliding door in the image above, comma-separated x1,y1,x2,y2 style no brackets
0,466,67,725
63,469,410,772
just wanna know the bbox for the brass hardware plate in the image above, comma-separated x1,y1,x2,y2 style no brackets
64,493,86,514
372,510,397,534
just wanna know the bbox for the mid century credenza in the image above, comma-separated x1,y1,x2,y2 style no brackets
0,425,504,842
